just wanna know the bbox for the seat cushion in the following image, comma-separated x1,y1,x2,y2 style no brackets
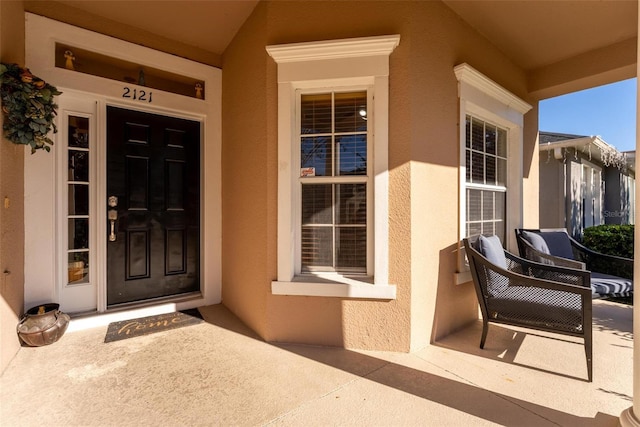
538,231,575,260
591,272,633,298
478,235,507,269
521,230,550,254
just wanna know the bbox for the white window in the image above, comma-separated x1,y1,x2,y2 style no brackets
455,63,532,278
267,36,399,299
465,115,508,243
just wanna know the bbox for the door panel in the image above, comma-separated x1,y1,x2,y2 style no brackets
107,106,200,305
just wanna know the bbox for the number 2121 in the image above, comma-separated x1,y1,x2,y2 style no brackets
122,87,153,103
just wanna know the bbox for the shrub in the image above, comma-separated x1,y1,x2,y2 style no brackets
582,224,634,258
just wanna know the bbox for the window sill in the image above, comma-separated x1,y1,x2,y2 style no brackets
271,274,396,299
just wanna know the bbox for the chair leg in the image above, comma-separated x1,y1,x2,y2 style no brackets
585,336,593,382
480,321,489,349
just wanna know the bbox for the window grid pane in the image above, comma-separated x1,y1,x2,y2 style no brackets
465,189,506,240
465,115,507,186
301,93,331,134
300,182,367,272
301,136,332,176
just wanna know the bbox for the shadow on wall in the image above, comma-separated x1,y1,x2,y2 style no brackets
430,242,479,343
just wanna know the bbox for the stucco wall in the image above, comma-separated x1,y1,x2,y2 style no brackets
222,1,536,351
220,4,271,338
522,109,541,229
0,0,26,374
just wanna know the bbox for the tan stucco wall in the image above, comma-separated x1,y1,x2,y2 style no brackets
220,4,271,338
222,1,537,352
523,108,541,229
0,0,26,374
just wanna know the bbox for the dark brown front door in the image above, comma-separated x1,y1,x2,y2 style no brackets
106,106,200,306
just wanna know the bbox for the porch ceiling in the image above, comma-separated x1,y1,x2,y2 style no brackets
443,0,638,98
23,0,260,66
24,0,638,98
443,0,637,71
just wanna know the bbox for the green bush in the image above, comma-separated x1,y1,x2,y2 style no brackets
582,224,634,258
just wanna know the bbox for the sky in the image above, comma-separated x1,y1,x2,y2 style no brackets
539,78,637,153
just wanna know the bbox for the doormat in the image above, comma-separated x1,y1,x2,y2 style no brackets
104,309,204,343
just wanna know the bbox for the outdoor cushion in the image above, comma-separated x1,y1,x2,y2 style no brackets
521,230,550,254
537,231,575,260
591,272,633,298
478,235,506,269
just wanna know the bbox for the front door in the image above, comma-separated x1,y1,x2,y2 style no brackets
106,106,200,305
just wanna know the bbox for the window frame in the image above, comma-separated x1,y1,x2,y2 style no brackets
267,35,399,299
454,63,532,282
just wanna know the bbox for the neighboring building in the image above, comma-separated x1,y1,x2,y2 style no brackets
0,1,637,384
539,132,635,237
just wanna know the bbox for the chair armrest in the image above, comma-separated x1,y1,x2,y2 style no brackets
505,251,591,289
568,236,634,279
569,236,633,263
492,257,591,296
514,234,586,269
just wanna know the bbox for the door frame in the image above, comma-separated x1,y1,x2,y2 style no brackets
24,13,221,317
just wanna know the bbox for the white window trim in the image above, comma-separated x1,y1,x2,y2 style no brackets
267,35,399,299
455,63,532,284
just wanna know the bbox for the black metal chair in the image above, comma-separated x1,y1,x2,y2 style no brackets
464,234,593,381
515,228,633,298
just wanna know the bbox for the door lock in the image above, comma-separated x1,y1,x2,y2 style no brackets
108,196,119,242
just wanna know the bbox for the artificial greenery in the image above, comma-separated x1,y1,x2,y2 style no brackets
0,63,62,153
582,224,634,259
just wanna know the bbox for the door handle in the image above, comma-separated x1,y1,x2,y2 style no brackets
108,196,118,242
108,209,118,241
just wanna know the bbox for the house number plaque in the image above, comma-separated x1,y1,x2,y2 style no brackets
122,86,153,103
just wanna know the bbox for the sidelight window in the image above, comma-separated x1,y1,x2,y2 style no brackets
67,115,90,284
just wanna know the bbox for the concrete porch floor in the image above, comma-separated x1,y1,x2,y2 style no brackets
0,299,633,426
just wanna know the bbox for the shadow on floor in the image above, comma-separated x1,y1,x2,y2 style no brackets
197,305,619,426
275,342,618,426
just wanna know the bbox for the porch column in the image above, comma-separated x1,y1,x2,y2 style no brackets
619,7,640,427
